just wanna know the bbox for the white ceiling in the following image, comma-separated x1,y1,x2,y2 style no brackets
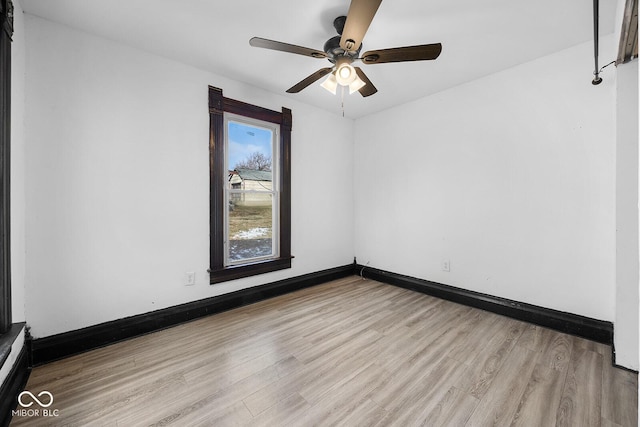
20,0,619,119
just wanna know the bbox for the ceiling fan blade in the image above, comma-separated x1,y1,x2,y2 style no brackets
361,43,442,64
354,67,377,97
286,67,334,93
250,37,328,59
340,0,383,52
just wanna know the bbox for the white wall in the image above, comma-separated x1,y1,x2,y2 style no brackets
614,59,639,370
23,15,354,339
354,38,617,322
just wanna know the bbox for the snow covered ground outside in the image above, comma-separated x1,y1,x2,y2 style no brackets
229,238,272,262
232,227,270,239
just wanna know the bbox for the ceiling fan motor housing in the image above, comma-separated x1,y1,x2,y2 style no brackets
324,16,361,63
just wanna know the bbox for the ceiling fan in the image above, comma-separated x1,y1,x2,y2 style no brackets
249,0,442,97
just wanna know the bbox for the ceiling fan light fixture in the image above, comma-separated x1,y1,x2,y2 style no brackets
348,74,366,94
320,73,338,94
335,58,357,86
338,64,353,80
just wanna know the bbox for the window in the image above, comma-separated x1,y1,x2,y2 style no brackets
208,86,292,283
225,116,278,265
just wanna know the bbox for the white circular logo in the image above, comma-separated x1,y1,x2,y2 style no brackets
18,391,54,408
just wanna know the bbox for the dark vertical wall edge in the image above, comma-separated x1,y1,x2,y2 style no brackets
0,0,13,336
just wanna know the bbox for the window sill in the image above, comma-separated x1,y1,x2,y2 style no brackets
0,323,26,369
210,256,293,284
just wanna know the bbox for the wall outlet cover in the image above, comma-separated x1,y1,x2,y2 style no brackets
186,272,196,286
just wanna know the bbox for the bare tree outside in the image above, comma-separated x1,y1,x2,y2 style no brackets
234,152,271,171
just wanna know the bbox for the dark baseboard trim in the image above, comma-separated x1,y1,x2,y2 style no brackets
0,344,30,427
32,264,355,366
26,261,629,370
358,264,613,345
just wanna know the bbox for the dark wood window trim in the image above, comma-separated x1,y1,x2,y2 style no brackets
0,0,14,335
208,86,292,284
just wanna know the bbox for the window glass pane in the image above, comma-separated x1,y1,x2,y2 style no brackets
228,193,275,263
228,121,273,173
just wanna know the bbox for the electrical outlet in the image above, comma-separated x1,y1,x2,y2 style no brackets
186,272,196,286
441,260,450,272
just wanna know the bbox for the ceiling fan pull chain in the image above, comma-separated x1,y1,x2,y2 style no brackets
341,85,345,117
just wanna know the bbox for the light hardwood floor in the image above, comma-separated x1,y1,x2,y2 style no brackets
11,277,638,426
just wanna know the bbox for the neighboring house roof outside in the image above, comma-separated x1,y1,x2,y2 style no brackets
235,168,272,182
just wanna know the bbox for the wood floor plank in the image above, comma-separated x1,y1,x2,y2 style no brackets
371,356,469,426
297,362,389,426
334,398,387,427
290,304,388,364
142,364,280,426
601,360,638,427
517,323,543,349
446,311,505,362
456,317,524,400
242,376,300,417
518,325,574,373
296,330,385,404
600,418,623,427
510,363,567,426
246,392,310,427
373,326,427,372
422,386,479,426
556,341,603,427
465,345,538,426
11,277,638,426
535,328,573,372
